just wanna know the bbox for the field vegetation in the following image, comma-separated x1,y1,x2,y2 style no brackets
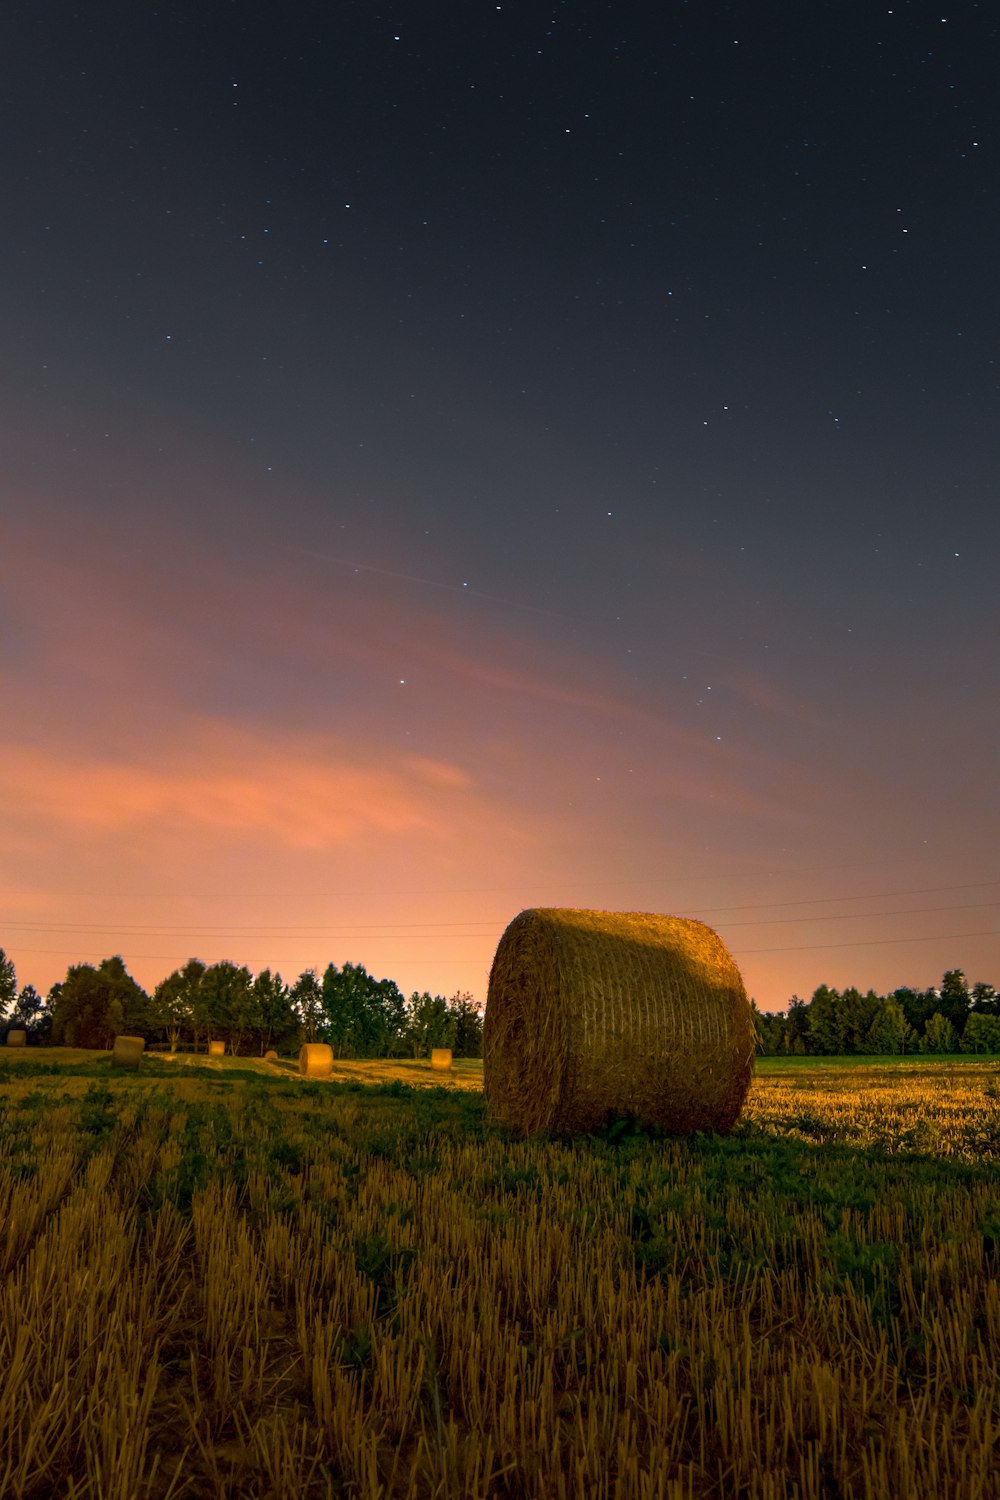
1,1051,998,1499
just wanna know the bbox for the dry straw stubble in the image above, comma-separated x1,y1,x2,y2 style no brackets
2,1057,998,1499
484,907,756,1135
299,1043,334,1078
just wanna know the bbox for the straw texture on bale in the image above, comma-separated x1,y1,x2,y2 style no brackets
207,1040,225,1057
430,1048,453,1071
6,1029,27,1048
484,908,756,1136
112,1035,145,1070
299,1042,334,1078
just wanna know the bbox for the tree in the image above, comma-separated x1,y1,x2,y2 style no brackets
921,1011,957,1054
198,961,256,1053
961,1012,1000,1054
971,982,999,1017
749,999,766,1053
866,997,914,1055
48,956,149,1048
253,969,297,1055
50,963,122,1048
805,985,846,1055
750,1001,786,1055
893,986,938,1040
11,984,43,1024
785,996,810,1054
937,970,971,1038
840,989,883,1053
292,969,324,1044
3,979,47,1043
0,949,17,1019
446,992,483,1057
319,962,407,1057
319,963,359,1054
98,955,151,1034
152,959,206,1048
405,992,454,1057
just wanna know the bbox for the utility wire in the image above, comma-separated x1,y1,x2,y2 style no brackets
1,896,995,938
6,876,997,906
8,930,998,966
732,930,997,955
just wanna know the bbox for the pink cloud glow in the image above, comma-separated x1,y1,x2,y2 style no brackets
2,481,995,1009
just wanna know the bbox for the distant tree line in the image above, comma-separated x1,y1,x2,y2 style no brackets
0,948,483,1059
753,970,1000,1056
4,947,997,1059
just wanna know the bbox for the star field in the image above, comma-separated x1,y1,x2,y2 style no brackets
0,1,997,1006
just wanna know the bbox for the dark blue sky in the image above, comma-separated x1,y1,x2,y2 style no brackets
2,1,997,1005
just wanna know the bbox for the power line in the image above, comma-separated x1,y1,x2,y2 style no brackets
8,946,483,966
2,920,499,936
695,881,999,914
732,930,997,956
5,876,997,907
2,894,995,939
8,929,997,968
721,901,995,930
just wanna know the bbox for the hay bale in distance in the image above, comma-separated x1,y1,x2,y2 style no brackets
207,1040,225,1058
430,1048,453,1070
6,1029,27,1048
264,1049,279,1062
299,1043,334,1078
112,1035,145,1070
484,908,756,1136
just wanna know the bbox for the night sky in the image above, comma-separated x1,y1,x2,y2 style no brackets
2,1,997,1011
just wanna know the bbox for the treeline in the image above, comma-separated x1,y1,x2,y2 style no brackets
754,969,1000,1055
5,949,997,1060
0,949,483,1059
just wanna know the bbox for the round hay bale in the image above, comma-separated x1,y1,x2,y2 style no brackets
430,1048,453,1070
263,1049,279,1062
112,1035,145,1070
6,1029,27,1048
299,1042,334,1078
484,908,756,1136
207,1040,225,1057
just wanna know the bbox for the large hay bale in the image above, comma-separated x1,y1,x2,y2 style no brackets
299,1042,334,1078
263,1049,279,1062
112,1035,145,1070
484,908,755,1136
430,1048,453,1071
207,1040,225,1057
6,1029,27,1048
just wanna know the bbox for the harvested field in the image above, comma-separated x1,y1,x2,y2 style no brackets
0,1051,998,1498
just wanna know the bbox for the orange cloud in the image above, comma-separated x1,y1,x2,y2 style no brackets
3,501,842,851
0,729,511,853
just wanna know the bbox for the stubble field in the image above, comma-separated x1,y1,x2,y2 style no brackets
1,1051,998,1499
